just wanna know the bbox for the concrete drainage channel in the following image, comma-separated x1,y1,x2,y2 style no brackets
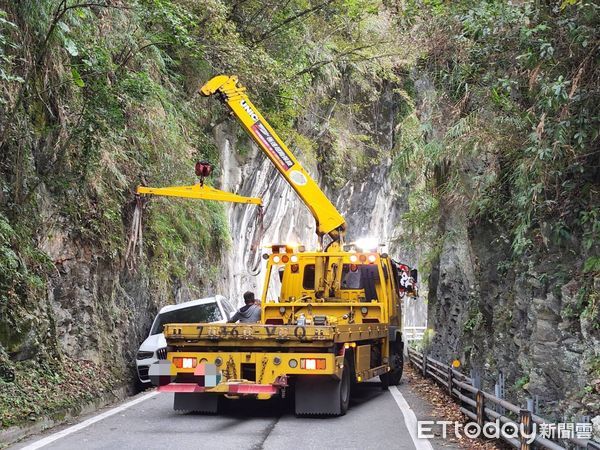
0,386,129,448
407,347,600,450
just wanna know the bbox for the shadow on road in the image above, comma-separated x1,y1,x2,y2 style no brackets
349,381,387,409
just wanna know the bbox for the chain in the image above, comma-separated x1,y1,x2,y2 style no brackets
248,205,264,276
258,356,268,384
226,355,237,380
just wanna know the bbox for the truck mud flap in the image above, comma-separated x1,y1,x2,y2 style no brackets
174,393,218,414
294,376,342,416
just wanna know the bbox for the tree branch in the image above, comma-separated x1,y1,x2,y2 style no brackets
250,0,337,48
290,42,389,79
0,1,132,148
117,41,166,71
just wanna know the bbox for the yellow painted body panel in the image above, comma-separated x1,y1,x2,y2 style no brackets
136,184,262,205
164,322,389,346
165,323,335,343
355,345,371,373
169,350,342,383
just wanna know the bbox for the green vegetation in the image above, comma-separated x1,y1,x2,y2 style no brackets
514,374,530,391
391,1,598,417
0,355,115,428
396,0,599,258
463,310,483,333
392,1,599,344
0,0,401,428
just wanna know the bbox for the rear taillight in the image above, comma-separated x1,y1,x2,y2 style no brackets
172,357,197,369
300,358,326,370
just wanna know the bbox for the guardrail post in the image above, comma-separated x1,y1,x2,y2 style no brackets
526,398,534,413
476,390,485,427
471,369,481,390
519,409,532,450
495,371,505,415
422,350,427,376
448,366,453,396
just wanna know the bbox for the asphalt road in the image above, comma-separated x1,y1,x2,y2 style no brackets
13,381,448,450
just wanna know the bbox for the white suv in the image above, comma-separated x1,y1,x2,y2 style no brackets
135,295,235,386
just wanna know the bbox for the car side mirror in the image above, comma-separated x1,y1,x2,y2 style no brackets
410,268,418,282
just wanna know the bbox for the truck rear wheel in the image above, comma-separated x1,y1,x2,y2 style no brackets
339,357,351,414
294,356,351,416
380,341,403,388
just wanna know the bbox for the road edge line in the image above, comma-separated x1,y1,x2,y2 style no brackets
389,386,434,450
20,390,159,450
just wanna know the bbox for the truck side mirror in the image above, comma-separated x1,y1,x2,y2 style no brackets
410,268,418,282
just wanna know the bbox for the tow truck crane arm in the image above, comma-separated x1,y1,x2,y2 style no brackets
136,184,261,205
200,75,346,244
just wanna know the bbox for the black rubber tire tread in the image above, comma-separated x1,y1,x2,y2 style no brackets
339,355,351,415
380,341,404,387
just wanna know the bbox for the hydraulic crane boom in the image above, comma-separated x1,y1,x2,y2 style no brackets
200,75,346,244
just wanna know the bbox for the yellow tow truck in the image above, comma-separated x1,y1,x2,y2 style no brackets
141,75,417,416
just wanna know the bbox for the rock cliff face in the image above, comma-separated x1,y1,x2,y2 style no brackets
420,93,600,420
428,213,599,417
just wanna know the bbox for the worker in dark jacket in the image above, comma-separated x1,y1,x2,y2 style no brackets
228,291,261,323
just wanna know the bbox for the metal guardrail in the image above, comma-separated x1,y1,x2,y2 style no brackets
407,347,600,450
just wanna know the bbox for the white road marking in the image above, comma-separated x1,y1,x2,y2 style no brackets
389,386,435,450
21,391,159,450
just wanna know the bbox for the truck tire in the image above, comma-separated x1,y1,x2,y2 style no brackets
380,341,403,388
294,356,351,416
339,357,351,414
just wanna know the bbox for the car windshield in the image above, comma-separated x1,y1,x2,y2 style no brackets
150,302,223,335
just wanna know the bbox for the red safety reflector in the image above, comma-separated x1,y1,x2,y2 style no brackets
281,254,289,263
172,357,197,369
359,254,367,263
228,384,278,395
158,383,204,393
300,358,326,370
